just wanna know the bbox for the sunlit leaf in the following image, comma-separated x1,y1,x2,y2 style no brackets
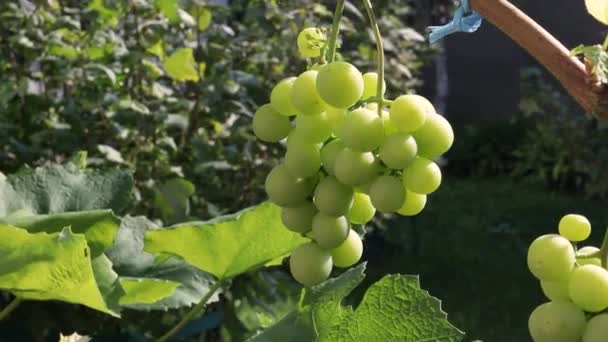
163,48,200,82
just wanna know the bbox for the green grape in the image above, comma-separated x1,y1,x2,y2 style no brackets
354,181,374,194
316,61,364,109
284,142,321,179
281,201,317,233
313,175,354,217
286,130,322,151
331,230,363,268
379,133,418,169
325,106,346,137
403,157,442,194
312,213,349,249
577,246,601,266
347,192,376,224
265,164,314,207
292,70,324,116
397,190,427,216
361,72,386,100
569,264,608,312
297,27,326,58
270,77,298,116
528,302,586,342
389,94,433,133
252,104,291,142
289,242,332,287
558,214,591,242
334,149,380,186
540,280,570,302
527,234,575,281
341,108,385,152
295,111,333,143
412,113,454,159
320,139,345,175
583,314,608,342
370,175,406,213
381,109,398,135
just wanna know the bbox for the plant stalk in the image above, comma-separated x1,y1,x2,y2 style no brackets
0,297,21,321
601,227,608,269
362,0,385,117
326,0,345,63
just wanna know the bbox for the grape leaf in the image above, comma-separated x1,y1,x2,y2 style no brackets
586,0,608,25
155,0,179,22
144,202,309,279
92,254,124,315
571,44,608,84
163,48,200,82
118,277,180,306
197,8,212,31
153,178,195,224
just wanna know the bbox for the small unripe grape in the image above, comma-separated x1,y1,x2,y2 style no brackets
403,157,442,194
292,70,324,116
528,302,586,342
281,202,317,233
316,61,364,109
320,139,345,175
284,143,321,179
361,72,386,100
325,106,346,137
577,246,601,266
331,231,363,268
540,280,570,302
369,175,406,213
334,149,380,186
412,113,454,159
397,190,427,216
558,214,591,242
527,234,575,281
583,314,608,342
347,192,375,224
295,111,333,143
289,242,332,287
312,213,349,249
341,108,385,152
313,176,354,217
265,164,314,207
389,95,433,133
297,27,326,58
270,77,298,116
379,133,418,169
569,264,608,312
252,104,291,142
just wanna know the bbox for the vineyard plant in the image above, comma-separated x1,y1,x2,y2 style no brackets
1,0,608,341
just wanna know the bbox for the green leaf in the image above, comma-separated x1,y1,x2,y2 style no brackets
92,254,124,315
153,178,195,223
48,44,79,60
118,277,181,305
586,0,608,25
156,0,179,22
197,8,212,31
117,98,150,115
97,144,125,164
0,225,118,316
88,0,120,26
144,202,309,279
84,63,117,85
147,40,165,59
571,44,608,84
177,8,195,27
163,48,200,82
0,209,120,257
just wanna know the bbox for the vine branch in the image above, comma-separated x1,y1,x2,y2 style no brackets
326,0,345,63
0,297,21,321
601,227,608,269
362,0,385,117
469,0,608,119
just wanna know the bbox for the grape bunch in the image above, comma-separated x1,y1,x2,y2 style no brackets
527,214,608,342
252,28,454,287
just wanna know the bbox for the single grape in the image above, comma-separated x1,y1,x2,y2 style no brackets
331,230,363,268
252,104,291,142
369,175,406,213
313,176,354,217
265,164,314,207
286,130,323,151
295,111,333,143
583,314,608,342
284,142,321,179
577,246,601,266
403,157,442,194
316,61,364,109
292,70,324,116
320,139,345,175
569,264,608,312
312,213,349,249
289,242,332,287
270,77,298,116
527,234,575,281
397,190,427,216
325,106,346,137
347,192,376,224
361,72,386,100
334,149,380,186
540,280,570,302
412,113,454,159
379,133,418,169
558,214,591,242
389,94,433,133
341,107,385,152
297,27,326,58
528,301,586,342
381,109,398,135
281,202,317,233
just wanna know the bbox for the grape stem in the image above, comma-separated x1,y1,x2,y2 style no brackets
0,297,21,321
362,0,385,118
601,227,608,269
326,0,345,63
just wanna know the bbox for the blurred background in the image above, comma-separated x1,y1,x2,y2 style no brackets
0,0,606,341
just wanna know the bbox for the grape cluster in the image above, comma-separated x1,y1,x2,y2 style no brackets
253,28,454,287
527,214,608,342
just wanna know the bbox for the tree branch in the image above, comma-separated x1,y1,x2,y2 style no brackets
470,0,608,119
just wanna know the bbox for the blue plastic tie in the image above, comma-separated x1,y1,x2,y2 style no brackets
428,0,483,44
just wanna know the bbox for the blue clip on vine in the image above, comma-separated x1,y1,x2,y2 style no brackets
428,0,483,44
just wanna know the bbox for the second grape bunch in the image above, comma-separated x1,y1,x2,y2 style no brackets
253,27,454,287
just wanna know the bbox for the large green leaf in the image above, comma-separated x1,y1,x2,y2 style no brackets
144,202,309,279
118,277,181,305
0,163,133,216
0,225,118,316
163,48,200,82
92,254,124,315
